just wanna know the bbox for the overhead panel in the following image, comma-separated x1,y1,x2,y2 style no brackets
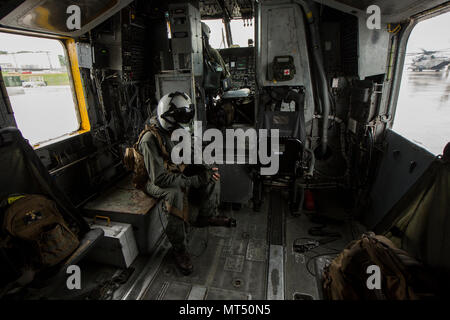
200,0,253,19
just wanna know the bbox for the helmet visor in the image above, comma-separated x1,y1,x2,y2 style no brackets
163,104,195,125
174,105,195,124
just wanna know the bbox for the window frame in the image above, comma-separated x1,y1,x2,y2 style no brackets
0,28,90,148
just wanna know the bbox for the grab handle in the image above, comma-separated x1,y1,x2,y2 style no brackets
94,215,111,226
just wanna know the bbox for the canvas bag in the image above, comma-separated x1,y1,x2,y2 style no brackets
322,233,436,300
2,194,79,268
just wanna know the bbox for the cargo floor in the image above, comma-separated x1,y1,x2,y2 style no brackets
140,199,270,300
125,188,364,300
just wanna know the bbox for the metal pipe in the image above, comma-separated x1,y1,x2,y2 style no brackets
49,155,89,175
49,142,121,176
292,0,331,156
313,115,351,179
216,0,233,47
224,21,233,47
304,146,315,178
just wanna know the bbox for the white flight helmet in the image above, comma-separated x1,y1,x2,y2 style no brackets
157,92,195,131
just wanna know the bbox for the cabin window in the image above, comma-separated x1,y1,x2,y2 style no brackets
0,32,81,146
202,19,227,49
392,12,450,155
229,18,255,47
202,18,255,49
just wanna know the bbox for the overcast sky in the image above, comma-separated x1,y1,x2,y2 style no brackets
203,18,255,49
406,11,450,54
0,32,64,53
0,33,64,69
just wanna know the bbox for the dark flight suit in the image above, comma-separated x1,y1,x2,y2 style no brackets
138,117,220,252
203,40,231,80
207,44,231,79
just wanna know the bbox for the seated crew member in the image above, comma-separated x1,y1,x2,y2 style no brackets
138,92,236,275
201,22,231,83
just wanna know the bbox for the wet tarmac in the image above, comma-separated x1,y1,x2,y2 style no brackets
393,68,450,155
6,85,79,145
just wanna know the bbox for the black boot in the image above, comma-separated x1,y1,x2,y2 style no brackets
173,249,193,275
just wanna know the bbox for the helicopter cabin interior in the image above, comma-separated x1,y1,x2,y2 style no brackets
0,0,449,300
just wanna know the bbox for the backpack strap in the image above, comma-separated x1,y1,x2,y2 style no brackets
148,126,170,159
133,124,153,150
134,122,185,174
134,124,170,159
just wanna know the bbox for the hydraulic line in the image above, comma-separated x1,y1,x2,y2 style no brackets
313,115,351,180
292,0,331,156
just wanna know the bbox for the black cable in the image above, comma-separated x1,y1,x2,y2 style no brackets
293,235,341,254
305,252,340,277
293,220,342,255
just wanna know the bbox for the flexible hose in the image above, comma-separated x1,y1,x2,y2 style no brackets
292,0,331,156
313,115,351,180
